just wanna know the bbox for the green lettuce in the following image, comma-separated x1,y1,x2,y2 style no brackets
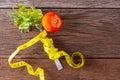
9,4,43,32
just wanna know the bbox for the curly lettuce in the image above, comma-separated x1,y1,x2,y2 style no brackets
9,4,43,32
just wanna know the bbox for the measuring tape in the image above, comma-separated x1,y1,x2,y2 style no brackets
8,30,85,80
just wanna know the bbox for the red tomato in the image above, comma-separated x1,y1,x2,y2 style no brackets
41,12,62,32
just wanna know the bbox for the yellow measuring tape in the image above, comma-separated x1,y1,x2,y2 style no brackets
8,30,85,80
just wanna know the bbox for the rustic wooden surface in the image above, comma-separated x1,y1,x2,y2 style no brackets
1,0,120,8
0,0,120,80
0,59,120,80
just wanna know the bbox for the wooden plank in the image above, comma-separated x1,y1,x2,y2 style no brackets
0,0,34,8
0,9,120,58
0,59,120,80
0,0,120,8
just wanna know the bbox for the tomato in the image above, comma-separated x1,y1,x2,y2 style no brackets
41,12,62,32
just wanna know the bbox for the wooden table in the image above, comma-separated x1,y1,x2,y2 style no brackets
0,0,120,80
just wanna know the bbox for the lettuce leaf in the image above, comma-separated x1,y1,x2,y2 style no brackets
9,4,43,32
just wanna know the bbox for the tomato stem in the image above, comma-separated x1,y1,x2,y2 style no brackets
54,19,58,24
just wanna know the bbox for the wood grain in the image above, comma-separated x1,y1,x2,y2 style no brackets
0,0,120,8
0,9,120,58
0,59,120,80
0,1,119,80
